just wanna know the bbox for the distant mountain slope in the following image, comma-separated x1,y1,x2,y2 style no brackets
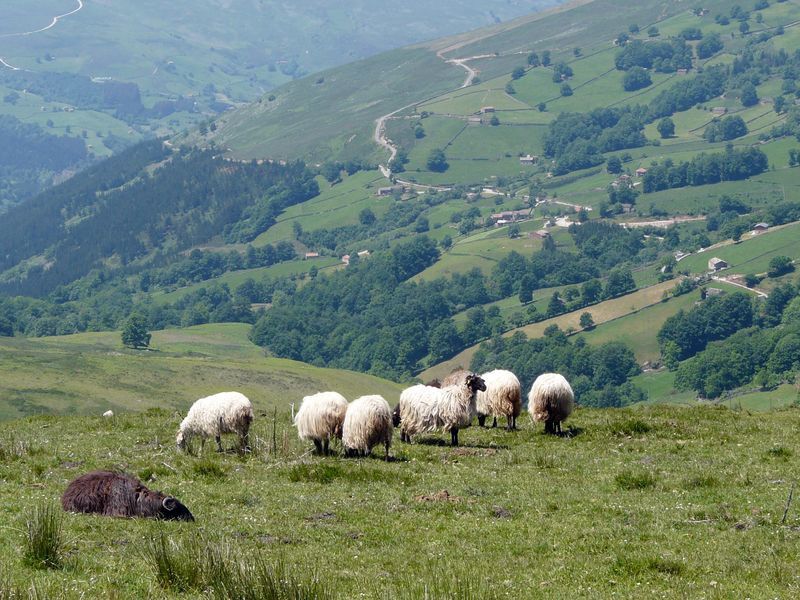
0,0,567,209
201,0,715,163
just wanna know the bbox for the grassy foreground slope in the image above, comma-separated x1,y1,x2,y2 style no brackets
2,405,800,597
0,323,403,421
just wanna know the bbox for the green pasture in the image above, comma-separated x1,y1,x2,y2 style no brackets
445,123,547,158
424,279,679,381
419,82,528,115
4,402,800,597
577,281,746,363
678,221,800,275
151,257,340,306
0,323,403,421
254,171,390,247
637,178,787,216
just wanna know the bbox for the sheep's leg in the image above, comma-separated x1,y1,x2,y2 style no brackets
451,428,459,447
506,416,513,432
400,429,409,443
384,440,390,462
477,415,486,427
544,420,553,435
215,435,223,452
323,439,330,456
491,416,497,428
313,439,323,455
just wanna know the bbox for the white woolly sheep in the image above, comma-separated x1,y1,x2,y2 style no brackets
440,369,467,387
102,410,114,418
528,373,574,435
475,369,522,430
396,373,486,446
176,391,254,453
294,391,348,455
342,395,393,460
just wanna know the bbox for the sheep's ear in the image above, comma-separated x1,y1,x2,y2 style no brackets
162,497,177,511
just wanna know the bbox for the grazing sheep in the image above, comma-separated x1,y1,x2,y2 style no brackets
102,410,114,418
62,471,194,521
397,373,486,446
294,391,348,455
528,373,574,434
342,395,393,460
476,369,522,430
176,391,253,453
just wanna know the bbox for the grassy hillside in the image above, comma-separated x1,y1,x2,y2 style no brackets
2,404,800,597
0,0,565,208
204,0,734,162
0,323,404,421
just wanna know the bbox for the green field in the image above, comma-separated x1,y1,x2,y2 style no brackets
3,402,800,597
577,281,747,363
678,222,800,275
423,279,680,381
151,257,341,306
0,324,403,421
253,171,391,247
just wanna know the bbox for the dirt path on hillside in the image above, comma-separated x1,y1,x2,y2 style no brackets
0,0,84,38
374,48,527,177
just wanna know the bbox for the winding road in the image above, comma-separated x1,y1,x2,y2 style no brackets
0,0,84,38
374,48,529,178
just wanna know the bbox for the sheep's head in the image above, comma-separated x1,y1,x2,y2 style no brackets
392,404,401,427
158,495,195,522
333,420,345,439
465,373,487,393
176,430,186,451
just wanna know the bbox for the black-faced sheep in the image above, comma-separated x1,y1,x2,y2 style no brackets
397,373,486,446
176,391,254,453
62,471,194,521
476,369,522,430
528,373,574,434
342,395,393,460
294,391,348,455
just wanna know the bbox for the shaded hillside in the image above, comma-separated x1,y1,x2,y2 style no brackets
0,141,318,296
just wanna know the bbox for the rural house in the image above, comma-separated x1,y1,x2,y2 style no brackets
708,257,728,271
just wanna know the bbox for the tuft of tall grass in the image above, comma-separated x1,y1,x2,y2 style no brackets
0,574,47,600
212,555,333,600
0,436,35,462
612,419,652,436
386,571,500,600
615,469,657,491
143,533,333,599
766,446,792,459
22,502,64,570
192,458,227,480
